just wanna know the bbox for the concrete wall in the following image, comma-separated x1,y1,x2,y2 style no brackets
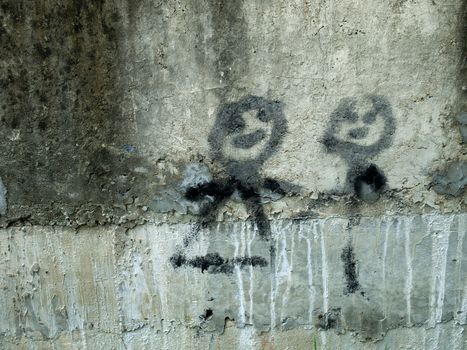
0,1,465,349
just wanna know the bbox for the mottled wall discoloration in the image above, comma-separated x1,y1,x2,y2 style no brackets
0,1,154,223
0,214,465,348
0,1,466,349
0,0,465,227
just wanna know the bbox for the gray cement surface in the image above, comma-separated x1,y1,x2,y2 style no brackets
0,1,465,349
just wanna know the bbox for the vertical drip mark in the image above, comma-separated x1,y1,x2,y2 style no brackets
234,222,246,326
455,215,466,326
381,216,391,318
270,221,278,330
395,216,402,241
247,221,256,325
304,221,315,328
280,222,294,324
80,327,88,350
429,215,454,333
238,327,256,350
404,216,414,326
318,220,329,350
320,220,329,314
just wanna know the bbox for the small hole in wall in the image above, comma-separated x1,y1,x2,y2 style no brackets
202,309,213,320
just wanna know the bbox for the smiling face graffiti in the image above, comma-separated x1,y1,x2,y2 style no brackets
323,95,395,163
323,95,396,202
208,95,287,181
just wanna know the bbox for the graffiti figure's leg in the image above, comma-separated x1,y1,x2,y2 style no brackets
242,188,277,328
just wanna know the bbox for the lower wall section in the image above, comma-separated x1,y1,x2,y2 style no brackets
0,214,465,349
0,321,464,350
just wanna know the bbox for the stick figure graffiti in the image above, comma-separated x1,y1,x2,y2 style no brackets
170,95,296,274
322,95,396,203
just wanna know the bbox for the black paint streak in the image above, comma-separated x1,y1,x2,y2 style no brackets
171,252,267,274
209,95,287,183
322,95,395,202
201,309,213,320
171,95,294,274
232,129,266,148
341,243,360,295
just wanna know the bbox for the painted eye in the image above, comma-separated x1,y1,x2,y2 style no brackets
257,108,268,122
362,108,379,124
232,129,266,149
225,114,245,133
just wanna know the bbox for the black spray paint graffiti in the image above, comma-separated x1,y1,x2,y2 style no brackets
171,95,295,274
341,242,360,295
322,95,396,203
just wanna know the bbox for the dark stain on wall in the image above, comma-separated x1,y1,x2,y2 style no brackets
431,0,466,199
0,1,154,224
341,242,360,294
206,0,250,97
322,95,395,203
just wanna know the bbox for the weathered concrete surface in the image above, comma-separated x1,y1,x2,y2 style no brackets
0,214,465,348
0,0,466,349
0,0,465,226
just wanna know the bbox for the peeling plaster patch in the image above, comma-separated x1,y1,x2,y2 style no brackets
0,177,7,215
432,161,467,197
180,163,213,191
149,164,214,214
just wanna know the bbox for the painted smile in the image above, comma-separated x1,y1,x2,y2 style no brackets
232,129,267,149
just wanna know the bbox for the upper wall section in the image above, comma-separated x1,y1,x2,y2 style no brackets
0,1,465,225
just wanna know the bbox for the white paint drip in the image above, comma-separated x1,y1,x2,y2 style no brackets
395,216,402,241
302,222,315,327
404,216,414,326
455,215,467,325
246,222,256,325
382,216,391,318
280,222,294,324
458,284,467,326
319,221,329,314
270,221,279,330
428,215,454,329
278,231,290,279
234,222,246,326
319,220,329,349
238,326,256,350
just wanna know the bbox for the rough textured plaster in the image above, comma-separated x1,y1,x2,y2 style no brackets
0,214,465,348
0,0,466,349
0,0,465,225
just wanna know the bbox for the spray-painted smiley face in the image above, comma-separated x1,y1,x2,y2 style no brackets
208,96,287,169
323,95,396,162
